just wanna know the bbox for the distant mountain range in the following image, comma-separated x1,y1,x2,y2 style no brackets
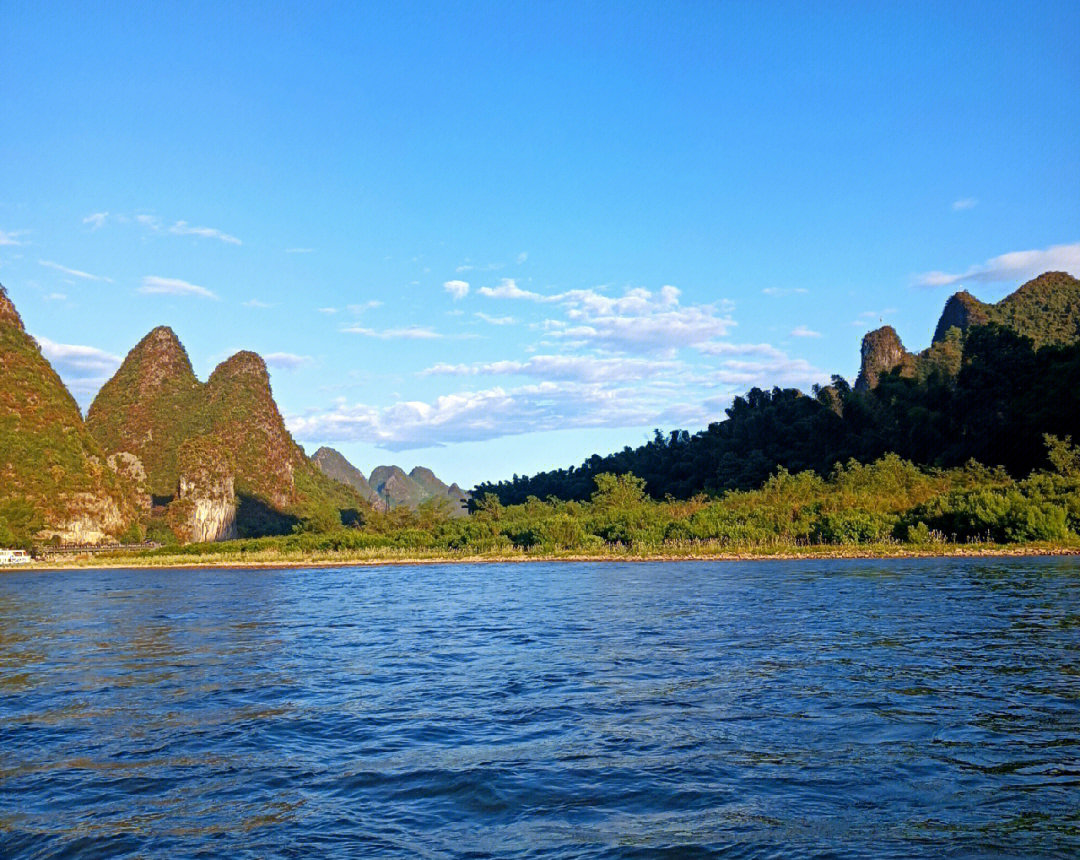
312,448,469,517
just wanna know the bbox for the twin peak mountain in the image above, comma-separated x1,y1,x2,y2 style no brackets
0,290,463,545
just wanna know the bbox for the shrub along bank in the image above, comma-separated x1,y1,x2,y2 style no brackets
117,440,1080,561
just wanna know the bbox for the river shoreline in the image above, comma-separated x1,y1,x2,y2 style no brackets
13,542,1080,571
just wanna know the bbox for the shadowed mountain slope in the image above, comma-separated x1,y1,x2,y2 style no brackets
0,285,138,544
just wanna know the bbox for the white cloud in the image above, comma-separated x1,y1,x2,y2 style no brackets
707,356,826,390
341,325,443,340
474,311,515,325
83,212,108,229
516,252,528,264
43,292,67,302
546,284,735,353
0,229,28,246
39,259,113,282
762,286,808,296
347,300,382,314
790,325,822,338
243,299,273,308
423,354,680,383
287,379,684,450
318,307,338,314
139,275,218,299
952,198,978,211
444,279,470,300
477,278,545,301
34,336,122,400
286,247,314,254
917,241,1080,287
35,337,122,373
264,352,314,370
168,220,241,244
695,341,786,358
135,214,161,229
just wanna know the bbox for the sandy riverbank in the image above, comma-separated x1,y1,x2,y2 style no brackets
14,542,1080,571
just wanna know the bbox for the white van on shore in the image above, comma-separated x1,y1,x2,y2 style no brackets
0,548,32,565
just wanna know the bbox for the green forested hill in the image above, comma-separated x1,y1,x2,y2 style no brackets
477,273,1080,505
87,328,368,537
0,285,137,545
932,271,1080,347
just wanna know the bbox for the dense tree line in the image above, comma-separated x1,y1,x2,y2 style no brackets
474,325,1080,504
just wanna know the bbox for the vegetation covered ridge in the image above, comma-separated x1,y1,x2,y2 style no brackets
45,441,1080,565
475,272,1080,505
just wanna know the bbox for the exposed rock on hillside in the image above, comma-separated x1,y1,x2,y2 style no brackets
855,326,915,391
0,284,138,543
88,330,368,540
169,435,237,543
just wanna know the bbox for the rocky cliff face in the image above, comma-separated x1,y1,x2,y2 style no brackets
855,326,915,391
0,284,139,544
168,435,237,543
931,291,991,344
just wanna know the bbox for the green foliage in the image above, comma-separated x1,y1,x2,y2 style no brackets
1045,434,1080,478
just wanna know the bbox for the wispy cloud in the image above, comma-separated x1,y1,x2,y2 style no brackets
477,278,545,300
168,220,241,245
243,298,273,308
423,354,680,383
916,242,1080,287
546,285,736,353
762,286,809,296
34,336,122,401
444,279,469,300
0,229,29,246
516,252,528,264
341,325,443,340
287,379,688,450
39,259,113,282
790,325,821,338
285,247,314,254
318,307,338,314
139,275,218,299
474,311,515,325
456,261,503,273
347,300,382,314
82,212,108,229
952,197,978,211
264,352,314,370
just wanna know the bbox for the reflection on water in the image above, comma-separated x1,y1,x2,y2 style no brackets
1,558,1078,858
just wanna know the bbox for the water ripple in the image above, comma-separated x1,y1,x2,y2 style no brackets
1,558,1078,858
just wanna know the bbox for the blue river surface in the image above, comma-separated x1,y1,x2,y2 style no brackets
1,557,1078,859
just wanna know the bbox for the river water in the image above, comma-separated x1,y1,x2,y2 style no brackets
1,558,1078,858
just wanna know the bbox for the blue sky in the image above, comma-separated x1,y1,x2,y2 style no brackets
2,1,1078,488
